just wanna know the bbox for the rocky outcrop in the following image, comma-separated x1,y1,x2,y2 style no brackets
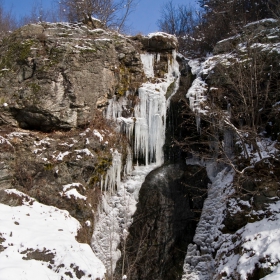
131,32,178,52
0,23,178,131
0,121,125,244
0,21,179,262
213,18,280,55
0,23,179,131
114,163,209,280
181,18,280,280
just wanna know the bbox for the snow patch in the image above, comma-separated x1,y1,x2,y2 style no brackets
0,189,105,279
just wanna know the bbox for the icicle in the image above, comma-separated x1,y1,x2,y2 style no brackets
104,49,180,176
106,95,129,120
124,146,133,176
118,117,134,144
103,150,122,195
134,117,149,165
195,114,201,134
92,47,181,276
100,175,104,193
157,53,160,62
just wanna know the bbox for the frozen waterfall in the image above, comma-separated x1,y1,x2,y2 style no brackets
92,49,180,276
106,50,179,167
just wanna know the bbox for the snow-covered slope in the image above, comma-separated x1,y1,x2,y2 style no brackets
182,18,280,280
0,189,105,280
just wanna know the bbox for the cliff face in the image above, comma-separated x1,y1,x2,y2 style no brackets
0,22,180,279
181,19,280,280
0,22,176,131
0,18,280,280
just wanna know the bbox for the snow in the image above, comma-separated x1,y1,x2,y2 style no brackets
0,189,105,280
216,200,280,280
0,136,13,147
94,38,112,42
62,183,83,192
92,164,157,275
34,139,52,146
188,59,201,75
238,208,280,278
93,129,104,142
74,44,95,51
55,151,70,161
63,188,87,200
147,32,178,42
88,28,107,34
75,148,94,158
244,18,278,28
186,58,214,131
183,137,280,280
60,184,87,200
182,167,235,280
186,76,208,114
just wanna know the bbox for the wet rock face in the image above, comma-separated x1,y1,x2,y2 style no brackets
115,163,209,280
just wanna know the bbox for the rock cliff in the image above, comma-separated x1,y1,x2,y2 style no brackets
0,17,280,280
181,18,280,280
0,22,176,131
0,21,180,279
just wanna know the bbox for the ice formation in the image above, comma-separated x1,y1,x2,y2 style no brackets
92,49,180,275
106,50,179,167
101,149,122,195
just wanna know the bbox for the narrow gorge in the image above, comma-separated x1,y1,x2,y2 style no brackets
0,18,280,280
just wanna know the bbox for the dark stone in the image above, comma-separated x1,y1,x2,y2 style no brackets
247,263,272,280
223,209,249,233
114,163,209,280
22,248,55,264
132,33,178,52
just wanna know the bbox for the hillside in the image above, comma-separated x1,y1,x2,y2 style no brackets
0,18,280,280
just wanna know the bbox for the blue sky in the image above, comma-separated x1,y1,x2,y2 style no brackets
3,0,198,35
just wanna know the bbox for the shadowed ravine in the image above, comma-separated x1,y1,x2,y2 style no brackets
114,163,210,279
113,63,210,279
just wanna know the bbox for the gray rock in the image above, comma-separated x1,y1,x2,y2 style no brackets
1,23,168,131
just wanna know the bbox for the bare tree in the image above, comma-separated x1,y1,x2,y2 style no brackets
178,29,280,178
157,0,200,55
60,0,137,31
158,0,275,55
268,0,280,18
0,0,17,40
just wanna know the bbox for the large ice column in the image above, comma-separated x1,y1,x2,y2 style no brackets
135,50,179,166
134,86,166,165
102,150,122,195
140,53,155,78
106,95,127,120
105,50,180,168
